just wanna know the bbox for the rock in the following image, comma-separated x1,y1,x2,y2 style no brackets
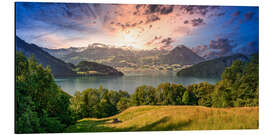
112,118,121,123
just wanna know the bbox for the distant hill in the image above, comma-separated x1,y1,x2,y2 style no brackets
16,36,77,77
75,61,123,76
177,54,248,78
160,45,205,65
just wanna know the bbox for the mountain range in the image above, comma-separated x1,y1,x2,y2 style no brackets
43,43,205,68
16,36,123,77
17,36,251,78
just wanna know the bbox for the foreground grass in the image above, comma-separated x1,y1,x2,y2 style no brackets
65,106,258,132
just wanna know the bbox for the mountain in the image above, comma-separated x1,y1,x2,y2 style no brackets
42,47,86,59
43,44,205,67
65,45,137,65
16,36,77,77
43,45,169,67
159,45,205,65
16,36,123,77
75,61,123,76
177,53,248,78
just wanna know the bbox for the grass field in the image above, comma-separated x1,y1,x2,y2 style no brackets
65,106,259,132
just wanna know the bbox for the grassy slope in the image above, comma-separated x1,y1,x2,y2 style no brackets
65,106,258,132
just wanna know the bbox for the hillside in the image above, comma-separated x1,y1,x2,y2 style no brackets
16,36,77,77
177,54,248,78
65,105,258,132
75,61,123,76
16,36,124,77
160,45,205,65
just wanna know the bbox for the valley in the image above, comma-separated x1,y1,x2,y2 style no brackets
42,43,204,75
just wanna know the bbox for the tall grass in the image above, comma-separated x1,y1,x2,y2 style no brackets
65,106,258,132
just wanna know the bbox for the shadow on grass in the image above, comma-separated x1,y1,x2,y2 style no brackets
137,117,192,131
65,116,192,133
64,118,135,132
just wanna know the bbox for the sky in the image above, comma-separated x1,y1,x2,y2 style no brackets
16,2,259,58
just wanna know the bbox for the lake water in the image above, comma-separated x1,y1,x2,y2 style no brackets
55,74,219,95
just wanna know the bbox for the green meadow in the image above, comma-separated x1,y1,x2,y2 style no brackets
65,105,259,132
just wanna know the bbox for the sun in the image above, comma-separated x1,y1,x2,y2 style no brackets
115,28,146,49
121,29,138,46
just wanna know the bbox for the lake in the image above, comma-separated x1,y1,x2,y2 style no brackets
55,74,219,95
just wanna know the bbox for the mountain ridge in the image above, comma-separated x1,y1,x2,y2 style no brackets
177,53,248,78
16,36,124,77
16,36,77,77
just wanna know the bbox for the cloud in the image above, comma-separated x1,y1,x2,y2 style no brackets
191,45,208,54
183,20,189,24
244,12,255,21
161,37,173,45
190,18,204,27
209,38,236,56
145,36,174,50
236,40,259,55
179,6,219,16
216,12,225,16
159,37,174,50
145,36,162,46
135,5,174,15
160,5,174,14
232,11,241,17
145,15,161,24
191,38,238,59
223,10,241,27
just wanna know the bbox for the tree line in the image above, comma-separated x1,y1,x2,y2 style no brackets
15,52,258,133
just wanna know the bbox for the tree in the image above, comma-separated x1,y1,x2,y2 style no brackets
212,54,259,107
132,85,157,105
182,90,196,105
16,52,75,133
117,97,131,112
187,82,215,107
156,83,186,105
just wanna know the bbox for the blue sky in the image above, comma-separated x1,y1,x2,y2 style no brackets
16,2,259,57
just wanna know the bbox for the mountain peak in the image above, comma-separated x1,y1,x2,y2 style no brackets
177,44,186,48
160,44,205,65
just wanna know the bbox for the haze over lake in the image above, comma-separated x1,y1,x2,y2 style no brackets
55,74,219,95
